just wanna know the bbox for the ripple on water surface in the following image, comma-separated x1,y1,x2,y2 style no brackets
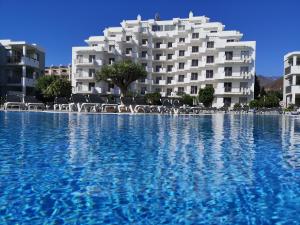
0,112,300,224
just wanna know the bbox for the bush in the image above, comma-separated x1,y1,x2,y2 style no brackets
249,99,259,109
233,103,242,110
285,104,295,112
145,93,161,105
198,86,214,107
181,94,194,106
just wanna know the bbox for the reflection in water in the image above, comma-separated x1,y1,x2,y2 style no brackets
1,112,300,224
282,116,300,168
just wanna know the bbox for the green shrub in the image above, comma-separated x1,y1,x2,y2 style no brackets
198,86,214,107
233,103,242,110
181,94,194,106
145,92,161,105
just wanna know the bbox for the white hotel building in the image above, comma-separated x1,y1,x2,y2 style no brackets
72,12,256,108
283,52,300,107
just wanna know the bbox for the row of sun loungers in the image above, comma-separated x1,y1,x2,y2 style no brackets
4,95,45,110
1,94,286,115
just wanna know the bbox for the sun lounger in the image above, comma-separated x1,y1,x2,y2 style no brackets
24,96,45,110
160,98,173,113
118,97,134,113
54,97,70,111
4,94,25,110
69,94,95,112
88,94,118,112
131,97,150,113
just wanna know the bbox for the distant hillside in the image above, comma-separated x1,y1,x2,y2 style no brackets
257,75,283,92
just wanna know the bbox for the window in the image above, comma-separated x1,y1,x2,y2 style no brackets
224,82,232,92
89,55,95,63
141,87,147,95
141,51,147,58
192,33,199,39
167,54,173,60
179,50,185,57
168,42,173,48
210,30,217,33
240,82,248,91
178,75,184,82
126,36,132,42
241,51,250,59
165,25,175,31
206,70,214,78
155,54,162,60
167,65,173,72
239,97,248,104
109,58,115,65
206,56,214,63
179,62,185,69
223,97,231,106
297,57,300,66
125,48,132,54
167,77,173,84
155,76,161,84
109,45,115,51
179,38,185,43
207,41,214,48
191,73,198,80
191,60,198,67
240,66,249,74
192,46,199,53
178,25,185,31
142,39,147,45
191,86,198,94
227,39,235,42
156,42,162,48
167,88,173,96
155,65,161,72
152,25,162,31
178,87,184,95
155,88,161,93
225,51,233,60
88,82,95,91
142,63,147,69
225,67,232,76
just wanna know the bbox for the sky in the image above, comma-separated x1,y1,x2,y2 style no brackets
0,0,299,76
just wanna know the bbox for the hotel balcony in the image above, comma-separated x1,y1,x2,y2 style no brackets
159,80,167,85
285,66,300,75
74,73,95,80
7,56,40,68
75,59,98,66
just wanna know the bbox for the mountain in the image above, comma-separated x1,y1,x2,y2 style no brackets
257,75,283,92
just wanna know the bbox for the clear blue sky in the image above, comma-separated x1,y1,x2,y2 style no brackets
0,0,299,76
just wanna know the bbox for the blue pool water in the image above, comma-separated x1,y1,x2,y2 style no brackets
0,112,300,224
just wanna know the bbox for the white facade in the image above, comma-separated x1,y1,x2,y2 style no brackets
72,12,256,108
283,52,300,107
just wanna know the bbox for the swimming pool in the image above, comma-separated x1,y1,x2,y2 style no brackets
0,112,299,224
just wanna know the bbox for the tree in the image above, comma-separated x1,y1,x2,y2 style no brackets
260,87,267,97
254,74,261,99
198,86,215,107
44,78,72,98
35,75,71,101
96,60,147,100
249,99,259,109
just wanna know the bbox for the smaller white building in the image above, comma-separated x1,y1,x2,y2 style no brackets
283,52,300,107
